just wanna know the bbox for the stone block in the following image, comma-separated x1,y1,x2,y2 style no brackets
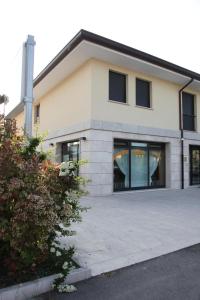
80,162,112,174
83,173,113,185
81,140,113,153
81,151,112,163
87,184,113,196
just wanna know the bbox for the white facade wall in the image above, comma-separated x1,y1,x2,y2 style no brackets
41,120,200,196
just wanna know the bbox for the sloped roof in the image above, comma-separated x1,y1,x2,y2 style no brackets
7,29,200,119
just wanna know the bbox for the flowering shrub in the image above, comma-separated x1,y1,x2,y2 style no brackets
0,117,87,292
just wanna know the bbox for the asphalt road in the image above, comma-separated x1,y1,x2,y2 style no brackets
34,244,200,300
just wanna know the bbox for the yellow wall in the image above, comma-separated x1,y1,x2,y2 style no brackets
13,58,200,135
91,59,200,132
15,111,24,134
34,61,92,135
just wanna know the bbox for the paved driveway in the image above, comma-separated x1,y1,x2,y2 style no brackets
60,188,200,276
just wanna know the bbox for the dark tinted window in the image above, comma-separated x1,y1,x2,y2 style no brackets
62,141,79,162
34,104,40,123
136,78,150,107
109,71,126,103
183,92,195,131
36,105,40,118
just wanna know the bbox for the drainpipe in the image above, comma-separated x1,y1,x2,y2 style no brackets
179,78,193,189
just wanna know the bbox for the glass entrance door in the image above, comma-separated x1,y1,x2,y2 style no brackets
113,140,165,191
190,146,200,185
131,143,148,188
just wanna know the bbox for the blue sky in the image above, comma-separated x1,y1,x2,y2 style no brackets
1,0,200,114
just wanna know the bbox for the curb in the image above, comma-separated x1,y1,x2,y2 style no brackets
0,267,91,300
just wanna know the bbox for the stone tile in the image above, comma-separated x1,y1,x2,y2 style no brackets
81,151,112,163
80,162,113,174
87,130,113,142
81,140,113,152
62,189,200,276
83,173,113,185
86,184,113,196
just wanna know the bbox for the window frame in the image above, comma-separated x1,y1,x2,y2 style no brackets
135,77,152,109
108,70,128,104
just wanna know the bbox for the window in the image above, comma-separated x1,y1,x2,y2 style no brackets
62,141,80,162
136,78,150,108
34,104,40,123
113,140,165,191
109,71,126,103
190,146,200,185
113,141,129,190
182,92,195,131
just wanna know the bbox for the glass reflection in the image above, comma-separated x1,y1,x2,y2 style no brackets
131,147,148,188
114,146,129,190
149,147,165,187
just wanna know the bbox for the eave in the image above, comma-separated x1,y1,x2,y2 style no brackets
7,29,200,119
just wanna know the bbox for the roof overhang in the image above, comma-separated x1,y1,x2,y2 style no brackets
7,29,200,118
34,40,200,101
6,101,24,119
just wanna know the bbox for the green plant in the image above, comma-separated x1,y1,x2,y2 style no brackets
0,116,87,292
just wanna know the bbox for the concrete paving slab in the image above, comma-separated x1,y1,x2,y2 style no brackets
60,188,200,276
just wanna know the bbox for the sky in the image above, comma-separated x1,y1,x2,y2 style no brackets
1,0,200,114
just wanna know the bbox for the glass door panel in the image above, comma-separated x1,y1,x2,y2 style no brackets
131,146,148,188
191,148,200,185
114,143,129,190
149,146,165,187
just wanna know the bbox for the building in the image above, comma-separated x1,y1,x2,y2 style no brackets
7,30,200,196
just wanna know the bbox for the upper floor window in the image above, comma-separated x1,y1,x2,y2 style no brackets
109,70,126,103
136,78,151,108
34,104,40,124
182,92,195,131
